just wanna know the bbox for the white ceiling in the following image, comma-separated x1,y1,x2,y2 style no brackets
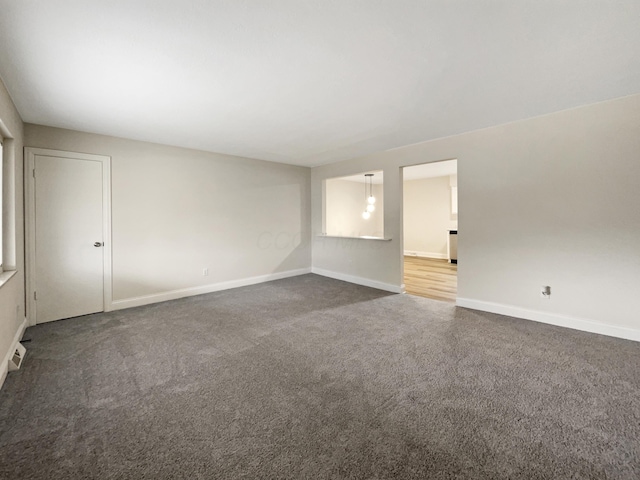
1,1,639,167
403,159,457,181
339,159,456,183
337,171,384,185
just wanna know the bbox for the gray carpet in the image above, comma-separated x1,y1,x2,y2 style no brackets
1,274,639,479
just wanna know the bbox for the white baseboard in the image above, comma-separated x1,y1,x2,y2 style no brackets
456,297,640,343
111,267,312,311
0,317,28,392
311,267,403,294
404,250,448,260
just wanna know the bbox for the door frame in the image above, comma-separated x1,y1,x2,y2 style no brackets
25,148,113,325
400,158,458,301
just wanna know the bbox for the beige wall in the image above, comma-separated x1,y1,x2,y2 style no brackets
403,176,456,258
325,179,383,237
2,85,639,386
25,125,311,306
0,78,25,386
312,94,640,339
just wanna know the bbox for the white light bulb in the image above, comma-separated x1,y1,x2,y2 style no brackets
362,210,370,220
368,195,376,205
367,204,375,213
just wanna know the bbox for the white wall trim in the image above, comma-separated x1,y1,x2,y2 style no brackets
112,267,312,310
403,250,448,260
456,297,640,343
311,267,403,294
0,317,27,392
25,148,113,325
0,269,17,289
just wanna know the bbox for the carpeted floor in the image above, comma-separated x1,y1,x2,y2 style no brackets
1,274,639,479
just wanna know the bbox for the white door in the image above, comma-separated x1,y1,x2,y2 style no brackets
34,155,105,323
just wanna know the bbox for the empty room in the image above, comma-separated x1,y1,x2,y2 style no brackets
1,2,639,479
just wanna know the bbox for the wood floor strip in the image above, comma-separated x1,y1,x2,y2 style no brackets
404,256,457,302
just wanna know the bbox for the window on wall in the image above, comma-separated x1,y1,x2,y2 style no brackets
323,170,384,238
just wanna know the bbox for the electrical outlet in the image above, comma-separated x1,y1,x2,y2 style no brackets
540,285,551,299
203,268,209,276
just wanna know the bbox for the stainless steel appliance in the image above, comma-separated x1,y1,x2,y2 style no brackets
448,230,457,264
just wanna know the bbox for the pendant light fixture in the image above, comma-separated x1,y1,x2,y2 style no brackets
362,173,375,219
367,174,376,208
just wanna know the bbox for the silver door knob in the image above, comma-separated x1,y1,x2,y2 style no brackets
94,242,103,247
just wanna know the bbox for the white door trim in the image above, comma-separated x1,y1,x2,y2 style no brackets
25,148,113,325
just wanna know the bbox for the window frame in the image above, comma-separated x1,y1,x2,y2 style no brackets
0,120,18,284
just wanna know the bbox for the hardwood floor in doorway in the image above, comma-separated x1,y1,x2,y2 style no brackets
404,256,457,302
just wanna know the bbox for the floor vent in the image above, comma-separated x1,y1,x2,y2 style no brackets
8,343,26,372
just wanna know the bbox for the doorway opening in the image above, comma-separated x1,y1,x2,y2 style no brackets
402,159,457,302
